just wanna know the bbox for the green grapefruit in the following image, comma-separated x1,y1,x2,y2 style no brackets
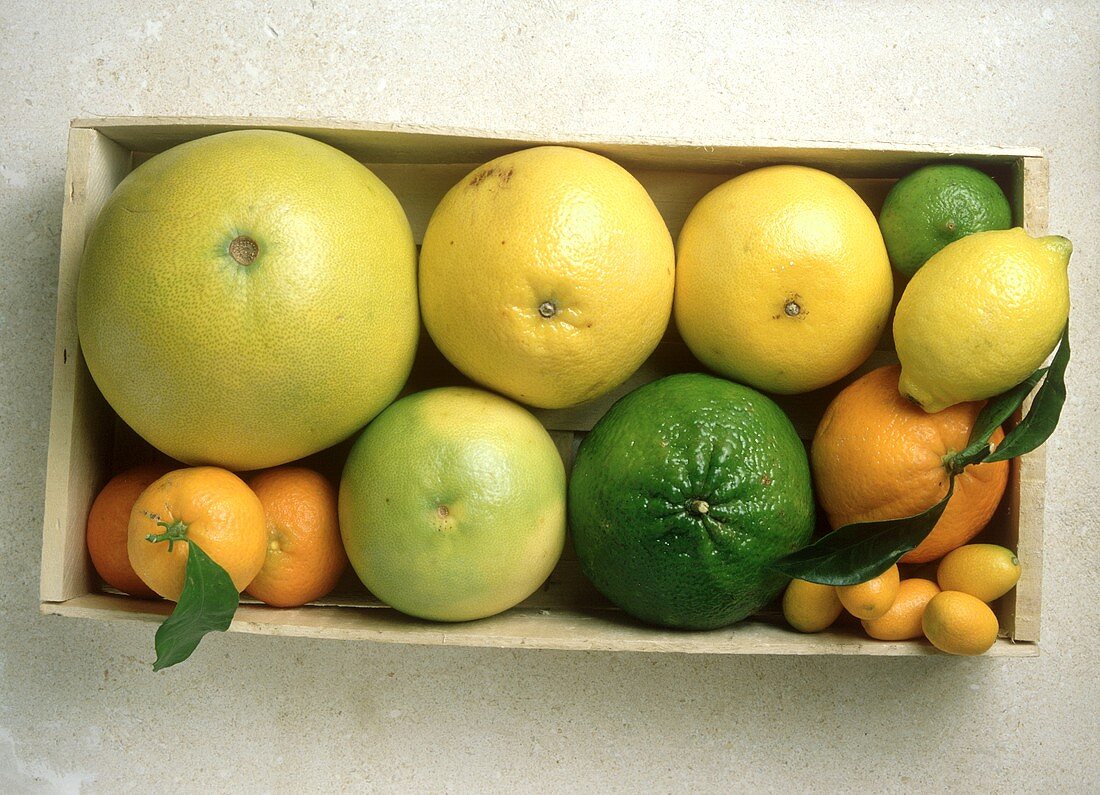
76,129,418,470
339,387,566,622
569,373,814,630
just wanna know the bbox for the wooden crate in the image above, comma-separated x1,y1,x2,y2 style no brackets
40,117,1049,656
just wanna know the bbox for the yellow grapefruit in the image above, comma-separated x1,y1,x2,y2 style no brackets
77,130,418,470
418,146,674,409
675,165,893,394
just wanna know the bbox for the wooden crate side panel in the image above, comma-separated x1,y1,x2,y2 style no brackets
999,154,1049,642
1005,476,1045,642
1017,155,1050,234
40,129,132,602
41,593,1038,657
76,115,1042,176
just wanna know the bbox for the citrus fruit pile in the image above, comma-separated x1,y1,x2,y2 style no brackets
76,132,1070,667
783,544,1020,655
90,463,346,607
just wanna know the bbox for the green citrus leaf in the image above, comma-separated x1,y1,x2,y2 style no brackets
773,324,1069,587
950,368,1048,471
984,322,1069,463
772,481,954,586
152,541,239,671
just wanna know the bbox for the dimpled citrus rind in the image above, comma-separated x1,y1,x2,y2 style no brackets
419,146,674,409
569,373,815,630
339,387,566,622
78,130,419,470
127,467,267,601
836,564,900,621
878,164,1012,277
922,590,1000,655
674,165,893,394
894,228,1070,413
783,579,844,633
861,578,941,641
936,544,1021,603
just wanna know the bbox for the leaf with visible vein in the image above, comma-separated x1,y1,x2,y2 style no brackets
773,323,1070,587
985,323,1070,463
951,368,1048,471
152,541,239,671
772,482,954,586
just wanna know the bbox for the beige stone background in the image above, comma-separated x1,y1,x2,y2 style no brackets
2,1,1098,791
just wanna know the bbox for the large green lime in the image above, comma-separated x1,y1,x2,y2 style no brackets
569,373,814,630
878,164,1012,278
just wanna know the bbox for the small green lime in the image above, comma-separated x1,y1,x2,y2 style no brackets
878,164,1012,277
568,373,814,630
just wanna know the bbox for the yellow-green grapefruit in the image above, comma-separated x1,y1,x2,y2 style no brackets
339,387,566,622
77,129,418,470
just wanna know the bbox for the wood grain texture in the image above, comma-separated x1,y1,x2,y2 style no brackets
40,593,1038,657
40,129,131,602
73,115,1041,176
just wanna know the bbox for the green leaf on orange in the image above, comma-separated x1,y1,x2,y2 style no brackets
950,368,1048,472
773,481,954,586
152,540,239,671
774,324,1068,586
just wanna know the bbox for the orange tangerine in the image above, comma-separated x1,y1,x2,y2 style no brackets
812,365,1009,563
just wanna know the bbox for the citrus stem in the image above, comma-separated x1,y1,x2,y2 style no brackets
145,518,189,553
943,442,993,477
688,499,710,516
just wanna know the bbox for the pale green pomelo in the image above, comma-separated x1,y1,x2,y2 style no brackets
339,387,567,622
76,129,419,470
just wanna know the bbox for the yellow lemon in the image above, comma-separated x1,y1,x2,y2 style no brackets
922,590,1000,655
937,543,1021,603
894,228,1071,412
782,578,843,633
419,146,674,409
674,165,893,394
836,564,900,620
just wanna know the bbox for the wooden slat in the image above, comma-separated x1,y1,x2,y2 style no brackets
1017,156,1050,234
41,593,1038,657
40,129,132,602
999,154,1049,642
76,116,1041,177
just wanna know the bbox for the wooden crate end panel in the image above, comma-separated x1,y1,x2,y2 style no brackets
40,129,132,602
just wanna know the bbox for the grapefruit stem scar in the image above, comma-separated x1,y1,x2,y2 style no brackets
145,517,189,552
228,235,259,265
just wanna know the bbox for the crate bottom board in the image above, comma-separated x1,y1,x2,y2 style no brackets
41,594,1037,657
